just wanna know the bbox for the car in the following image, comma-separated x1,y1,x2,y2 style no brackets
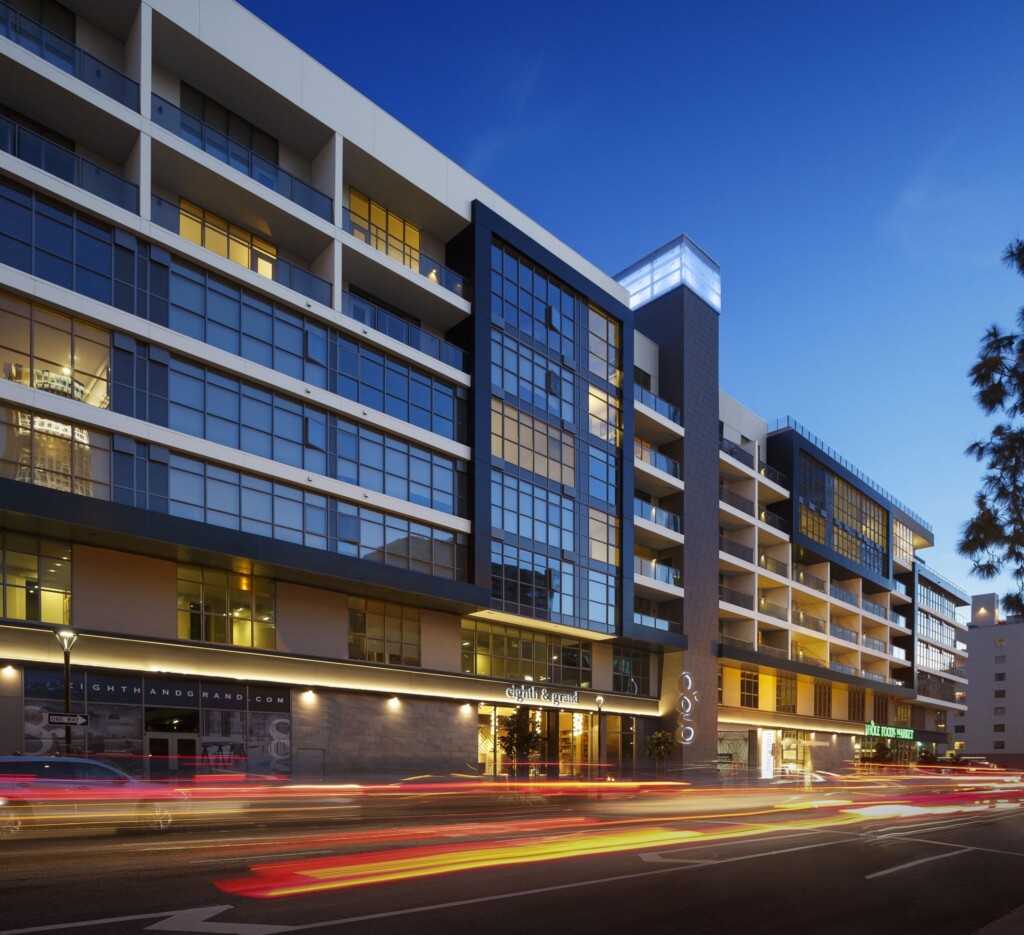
0,756,185,837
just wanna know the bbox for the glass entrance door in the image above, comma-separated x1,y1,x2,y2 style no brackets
144,733,198,780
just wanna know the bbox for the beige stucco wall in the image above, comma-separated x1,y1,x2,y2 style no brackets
275,581,346,659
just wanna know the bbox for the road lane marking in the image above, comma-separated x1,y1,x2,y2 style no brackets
866,847,972,878
146,906,290,933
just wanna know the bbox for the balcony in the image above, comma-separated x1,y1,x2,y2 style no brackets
889,611,909,628
151,94,332,221
719,585,754,611
634,440,681,479
0,0,139,110
634,555,681,588
634,385,682,425
342,291,465,370
830,661,857,676
829,623,859,645
893,579,910,598
830,583,859,607
861,670,886,683
719,485,754,516
719,636,789,661
758,595,789,622
792,566,826,593
862,597,887,619
633,609,682,634
720,436,754,469
758,460,788,488
758,507,790,533
759,553,788,576
891,645,908,661
0,114,137,212
792,644,826,668
793,608,826,634
633,498,682,534
151,195,331,306
862,635,887,654
719,536,754,564
342,206,464,298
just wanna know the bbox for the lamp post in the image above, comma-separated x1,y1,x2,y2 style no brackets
55,628,78,754
595,695,604,781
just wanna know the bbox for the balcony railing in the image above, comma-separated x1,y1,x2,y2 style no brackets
342,291,465,370
862,635,887,654
793,608,826,634
633,610,681,633
792,566,826,593
758,595,789,621
342,207,465,298
889,611,909,628
830,623,859,644
830,661,857,676
861,670,886,683
633,498,682,534
0,0,139,109
634,555,681,588
830,583,859,607
893,580,910,597
891,645,908,661
719,536,753,564
634,441,682,479
792,644,826,667
719,485,754,515
152,94,332,221
719,436,755,468
0,114,137,212
862,597,887,619
758,508,790,533
719,585,754,610
759,553,788,576
151,195,332,306
634,385,682,425
758,460,788,488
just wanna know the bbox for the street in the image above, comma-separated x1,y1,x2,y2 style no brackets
1,783,1024,934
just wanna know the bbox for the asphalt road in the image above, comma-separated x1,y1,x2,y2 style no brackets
2,790,1023,935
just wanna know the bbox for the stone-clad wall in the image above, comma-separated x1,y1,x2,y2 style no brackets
291,692,478,781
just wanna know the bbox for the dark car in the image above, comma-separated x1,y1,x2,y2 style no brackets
0,756,185,837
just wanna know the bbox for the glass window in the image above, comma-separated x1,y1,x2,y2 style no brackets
740,671,759,708
612,647,651,695
491,398,575,486
1,531,71,625
814,682,832,719
177,565,274,648
462,618,591,687
349,598,420,666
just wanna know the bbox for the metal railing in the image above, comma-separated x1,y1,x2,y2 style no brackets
719,536,753,564
634,555,681,588
634,385,682,425
342,207,465,297
793,608,826,634
862,635,887,653
830,661,857,676
758,508,790,533
758,596,789,621
862,597,887,619
151,194,331,306
759,553,788,576
342,291,465,370
0,114,137,212
634,441,681,478
0,0,139,109
792,644,826,667
830,583,859,607
830,623,859,644
719,485,754,515
633,498,682,534
152,94,332,221
792,566,826,592
719,436,755,468
633,610,681,633
719,585,754,610
758,460,788,487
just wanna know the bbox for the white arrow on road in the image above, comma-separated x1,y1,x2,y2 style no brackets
146,906,291,934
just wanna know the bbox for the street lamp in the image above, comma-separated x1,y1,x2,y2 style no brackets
55,628,78,754
595,695,604,780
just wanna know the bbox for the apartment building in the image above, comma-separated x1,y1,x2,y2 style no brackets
963,595,1024,768
0,0,965,782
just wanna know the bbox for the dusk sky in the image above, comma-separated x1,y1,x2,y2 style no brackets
238,0,1024,603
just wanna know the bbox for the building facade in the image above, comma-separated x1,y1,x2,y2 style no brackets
0,0,966,782
963,594,1024,768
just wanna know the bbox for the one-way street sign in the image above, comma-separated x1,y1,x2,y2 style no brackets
47,713,88,726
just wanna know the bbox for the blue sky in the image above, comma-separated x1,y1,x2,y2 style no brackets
239,0,1024,603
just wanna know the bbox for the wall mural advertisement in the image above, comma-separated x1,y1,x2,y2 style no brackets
22,667,291,777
